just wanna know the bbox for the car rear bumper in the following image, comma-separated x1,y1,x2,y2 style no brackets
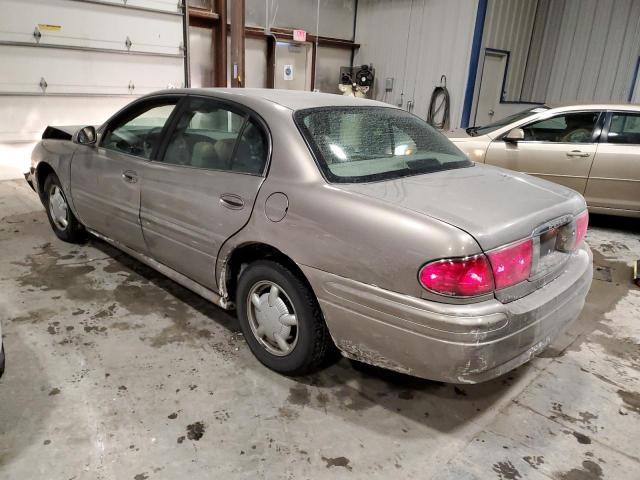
302,244,593,383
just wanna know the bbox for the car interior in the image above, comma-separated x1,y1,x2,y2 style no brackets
608,113,640,144
102,101,268,175
521,112,599,143
162,108,267,174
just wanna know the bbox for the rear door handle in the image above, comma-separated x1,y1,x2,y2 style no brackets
219,194,244,210
122,170,138,183
566,150,590,158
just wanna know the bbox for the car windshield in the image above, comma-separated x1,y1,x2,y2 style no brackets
295,106,472,183
468,106,550,136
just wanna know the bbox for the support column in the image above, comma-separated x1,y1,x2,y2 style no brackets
229,0,245,88
213,0,227,87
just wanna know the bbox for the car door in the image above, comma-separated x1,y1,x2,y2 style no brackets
70,97,180,252
139,96,270,290
484,111,603,193
584,111,640,213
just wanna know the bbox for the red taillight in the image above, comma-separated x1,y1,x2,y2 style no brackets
487,239,533,289
419,239,534,297
419,255,494,297
574,210,588,249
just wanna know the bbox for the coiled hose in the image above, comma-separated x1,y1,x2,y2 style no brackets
427,75,450,130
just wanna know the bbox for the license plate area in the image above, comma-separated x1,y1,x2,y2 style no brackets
540,228,558,256
530,216,574,280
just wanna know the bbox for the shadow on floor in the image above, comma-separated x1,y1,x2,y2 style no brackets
589,213,639,233
87,235,526,436
0,333,55,468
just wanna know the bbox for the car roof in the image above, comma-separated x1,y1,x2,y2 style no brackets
548,103,640,112
150,88,392,111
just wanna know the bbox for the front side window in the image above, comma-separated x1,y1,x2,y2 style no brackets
607,113,640,144
521,112,599,143
295,107,471,183
102,102,177,158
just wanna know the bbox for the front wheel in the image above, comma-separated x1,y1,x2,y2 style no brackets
236,260,337,376
43,174,86,243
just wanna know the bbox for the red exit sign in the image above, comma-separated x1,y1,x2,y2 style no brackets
293,29,306,42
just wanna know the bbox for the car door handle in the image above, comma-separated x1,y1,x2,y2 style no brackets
566,150,590,158
122,170,138,183
219,194,244,210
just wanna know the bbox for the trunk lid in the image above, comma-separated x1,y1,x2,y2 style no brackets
337,164,584,251
337,164,587,302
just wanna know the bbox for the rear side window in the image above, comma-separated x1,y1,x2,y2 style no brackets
521,112,599,143
607,113,640,144
295,106,471,183
162,99,245,170
160,98,268,175
233,121,269,175
102,102,177,158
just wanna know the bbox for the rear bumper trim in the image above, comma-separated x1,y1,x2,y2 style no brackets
302,245,593,383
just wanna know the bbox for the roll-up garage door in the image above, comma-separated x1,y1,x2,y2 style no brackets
0,0,186,177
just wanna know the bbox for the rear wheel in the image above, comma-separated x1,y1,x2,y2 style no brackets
43,174,85,243
236,260,336,375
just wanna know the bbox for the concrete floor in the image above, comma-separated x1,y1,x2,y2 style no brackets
0,178,638,480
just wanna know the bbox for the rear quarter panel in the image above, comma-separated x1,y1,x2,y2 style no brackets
216,107,482,299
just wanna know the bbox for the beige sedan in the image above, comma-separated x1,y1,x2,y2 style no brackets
26,89,592,383
448,105,640,217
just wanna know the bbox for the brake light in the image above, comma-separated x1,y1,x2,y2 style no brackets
574,210,588,249
487,239,533,289
419,239,534,297
419,255,494,297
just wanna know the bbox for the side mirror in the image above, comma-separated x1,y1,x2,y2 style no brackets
504,127,524,143
76,126,97,145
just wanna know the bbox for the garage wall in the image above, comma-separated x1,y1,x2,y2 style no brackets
355,0,478,127
527,0,640,104
481,0,538,101
245,37,269,88
189,1,355,91
189,26,214,88
245,0,356,40
521,0,640,103
0,0,185,151
316,46,352,94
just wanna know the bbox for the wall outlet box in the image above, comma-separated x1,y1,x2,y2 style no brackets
385,77,394,91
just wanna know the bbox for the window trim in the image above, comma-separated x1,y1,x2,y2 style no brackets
601,110,640,146
499,110,606,145
153,94,272,177
99,94,185,160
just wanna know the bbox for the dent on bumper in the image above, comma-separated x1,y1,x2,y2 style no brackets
302,245,593,383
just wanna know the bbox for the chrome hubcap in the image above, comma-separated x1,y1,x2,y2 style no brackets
49,185,69,230
247,281,298,356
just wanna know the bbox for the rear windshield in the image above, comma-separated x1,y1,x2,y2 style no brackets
294,106,472,183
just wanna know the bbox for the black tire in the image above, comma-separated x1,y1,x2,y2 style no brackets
236,260,337,376
43,173,86,243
